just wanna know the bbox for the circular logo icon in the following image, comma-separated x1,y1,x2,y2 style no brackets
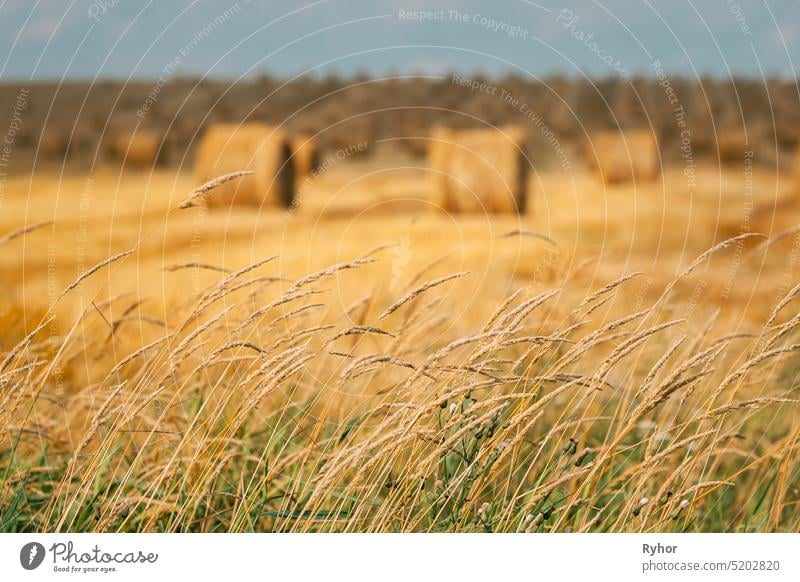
20,542,46,570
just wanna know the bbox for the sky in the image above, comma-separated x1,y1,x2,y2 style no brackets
0,0,797,82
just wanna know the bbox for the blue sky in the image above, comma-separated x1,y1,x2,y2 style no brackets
0,0,797,81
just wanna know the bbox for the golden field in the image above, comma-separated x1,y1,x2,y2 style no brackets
1,152,800,532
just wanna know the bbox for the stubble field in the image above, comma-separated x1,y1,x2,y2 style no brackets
1,153,799,532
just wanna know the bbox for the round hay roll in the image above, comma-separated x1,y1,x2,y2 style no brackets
330,117,374,155
794,146,800,193
161,128,190,167
427,128,453,208
588,130,659,183
40,130,68,158
582,135,599,174
111,129,162,167
68,129,96,161
716,129,750,163
400,133,430,158
427,125,528,214
194,123,295,209
289,133,321,192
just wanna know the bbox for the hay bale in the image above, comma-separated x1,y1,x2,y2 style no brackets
69,129,96,162
794,146,800,192
587,130,659,183
717,123,774,165
330,117,374,155
110,129,162,166
41,127,94,161
289,134,321,192
161,127,191,168
40,130,68,158
716,129,750,163
193,123,295,208
427,125,529,214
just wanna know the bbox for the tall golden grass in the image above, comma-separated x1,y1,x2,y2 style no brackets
1,170,798,532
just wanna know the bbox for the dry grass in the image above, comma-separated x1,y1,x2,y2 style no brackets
1,158,799,532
